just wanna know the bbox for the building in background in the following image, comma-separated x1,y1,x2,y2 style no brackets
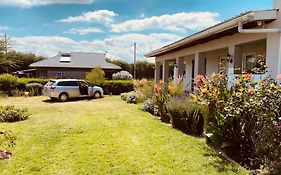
146,0,281,91
30,52,121,79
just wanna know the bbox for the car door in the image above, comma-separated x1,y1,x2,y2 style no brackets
57,81,80,98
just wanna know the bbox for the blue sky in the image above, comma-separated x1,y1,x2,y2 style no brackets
0,0,272,62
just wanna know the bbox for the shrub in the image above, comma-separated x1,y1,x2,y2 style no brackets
121,92,130,101
192,73,281,173
152,81,170,122
102,80,134,95
112,71,133,80
0,106,29,122
126,92,138,104
0,74,18,95
141,98,154,114
166,96,204,136
134,79,155,102
86,67,105,86
0,131,16,149
168,78,185,97
25,83,43,96
17,78,49,86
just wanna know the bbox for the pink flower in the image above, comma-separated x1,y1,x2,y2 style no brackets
195,75,206,85
243,73,253,79
259,78,266,84
277,74,281,80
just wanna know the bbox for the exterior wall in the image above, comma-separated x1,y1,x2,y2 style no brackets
36,67,118,79
204,48,228,74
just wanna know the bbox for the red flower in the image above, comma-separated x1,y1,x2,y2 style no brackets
243,73,253,79
195,75,206,85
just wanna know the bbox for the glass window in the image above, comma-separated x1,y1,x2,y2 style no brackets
57,81,78,86
244,54,266,74
58,72,66,78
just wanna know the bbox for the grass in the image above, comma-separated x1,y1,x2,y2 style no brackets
0,96,248,175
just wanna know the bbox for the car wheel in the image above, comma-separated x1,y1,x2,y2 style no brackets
59,93,69,102
93,91,101,99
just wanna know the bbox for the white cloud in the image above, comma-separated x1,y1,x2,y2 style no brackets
56,10,117,25
0,0,94,8
66,27,103,35
0,26,10,30
12,33,181,62
111,12,220,33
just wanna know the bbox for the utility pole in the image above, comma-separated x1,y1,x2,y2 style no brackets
4,33,7,54
133,42,136,79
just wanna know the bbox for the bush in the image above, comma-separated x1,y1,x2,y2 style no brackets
166,96,204,136
134,79,155,102
112,71,133,80
126,92,138,104
152,81,170,122
85,67,105,86
0,131,16,149
17,78,49,85
0,106,29,122
192,73,281,173
25,83,43,96
121,92,130,101
0,74,18,95
141,98,154,114
102,80,134,95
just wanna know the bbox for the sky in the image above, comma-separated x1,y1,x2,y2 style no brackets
0,0,272,62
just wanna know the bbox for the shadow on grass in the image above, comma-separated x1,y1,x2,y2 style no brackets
42,97,100,103
203,147,244,174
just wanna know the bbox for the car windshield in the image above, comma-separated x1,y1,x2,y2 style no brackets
46,81,55,86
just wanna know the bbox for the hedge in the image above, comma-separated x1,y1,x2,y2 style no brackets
101,80,134,95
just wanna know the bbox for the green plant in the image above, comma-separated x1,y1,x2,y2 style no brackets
25,83,43,96
141,98,154,114
126,92,138,104
85,66,105,86
192,73,281,173
166,96,204,136
134,79,155,102
0,106,29,122
167,78,185,97
0,131,16,149
0,74,18,95
102,80,134,95
120,92,130,101
153,81,170,122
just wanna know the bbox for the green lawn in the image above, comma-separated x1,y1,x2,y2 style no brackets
0,96,248,175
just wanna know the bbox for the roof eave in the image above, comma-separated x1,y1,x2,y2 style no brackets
145,9,278,58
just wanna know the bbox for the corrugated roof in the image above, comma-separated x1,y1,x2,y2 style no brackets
30,52,122,70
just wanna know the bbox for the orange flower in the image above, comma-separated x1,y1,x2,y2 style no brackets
277,74,281,80
200,88,208,93
243,73,253,79
195,75,206,85
259,78,266,84
247,87,254,94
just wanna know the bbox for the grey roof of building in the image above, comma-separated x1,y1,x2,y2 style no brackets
30,52,122,70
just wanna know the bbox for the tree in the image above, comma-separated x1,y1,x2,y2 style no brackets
85,66,105,86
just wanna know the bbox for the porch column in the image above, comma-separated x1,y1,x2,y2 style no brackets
227,45,235,75
267,33,281,79
194,52,205,77
162,60,169,83
173,62,178,84
155,61,161,83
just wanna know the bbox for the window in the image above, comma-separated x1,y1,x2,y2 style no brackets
57,81,78,86
58,72,66,78
243,53,266,74
60,53,71,63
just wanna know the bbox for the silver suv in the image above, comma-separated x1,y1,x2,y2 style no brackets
43,79,104,102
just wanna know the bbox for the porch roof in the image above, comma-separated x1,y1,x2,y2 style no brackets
145,9,278,57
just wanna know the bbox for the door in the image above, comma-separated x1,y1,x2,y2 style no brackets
191,59,195,91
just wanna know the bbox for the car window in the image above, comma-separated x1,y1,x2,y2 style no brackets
79,81,89,87
57,81,78,86
46,81,55,86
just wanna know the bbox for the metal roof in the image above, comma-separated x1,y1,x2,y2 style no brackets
145,9,278,57
30,52,122,70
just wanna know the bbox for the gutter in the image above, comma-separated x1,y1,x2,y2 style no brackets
238,21,281,33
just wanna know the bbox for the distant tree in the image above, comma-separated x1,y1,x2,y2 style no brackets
135,61,155,80
85,66,105,86
106,59,133,74
0,51,45,74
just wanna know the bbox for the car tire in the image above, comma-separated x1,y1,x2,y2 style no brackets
93,91,101,99
59,92,69,102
